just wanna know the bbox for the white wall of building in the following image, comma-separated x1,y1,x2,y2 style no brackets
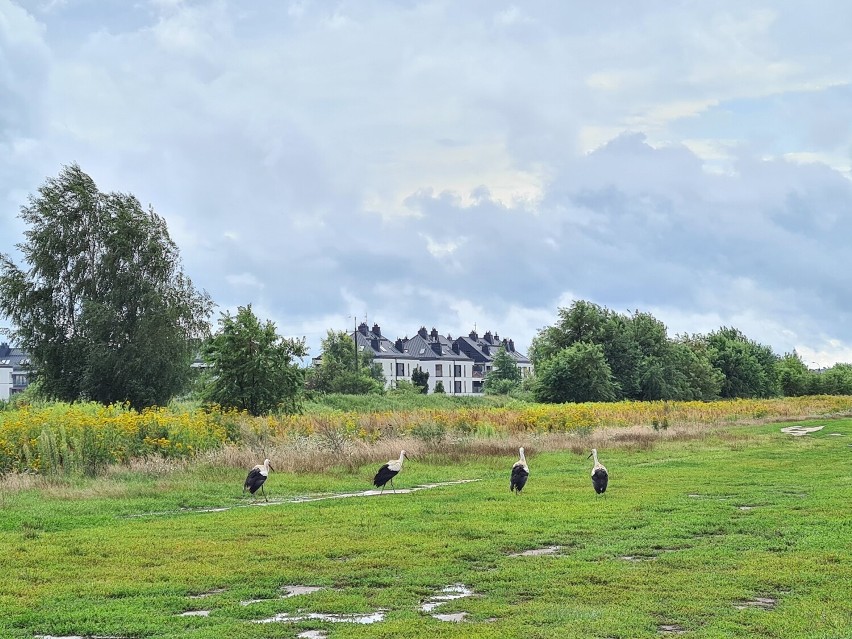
0,366,11,401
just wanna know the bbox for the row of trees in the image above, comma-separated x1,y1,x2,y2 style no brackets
2,166,850,416
527,300,841,403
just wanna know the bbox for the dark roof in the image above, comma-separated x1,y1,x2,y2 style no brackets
351,326,413,359
0,343,31,371
454,332,531,364
399,333,472,362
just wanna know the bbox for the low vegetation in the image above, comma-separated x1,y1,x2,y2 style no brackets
0,415,849,638
3,395,852,476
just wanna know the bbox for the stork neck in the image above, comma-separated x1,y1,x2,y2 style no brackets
398,451,406,465
592,450,599,465
519,449,527,464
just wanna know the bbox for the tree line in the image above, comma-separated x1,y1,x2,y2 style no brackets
526,300,846,403
2,166,850,416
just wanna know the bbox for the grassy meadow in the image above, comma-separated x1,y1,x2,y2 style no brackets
0,412,850,638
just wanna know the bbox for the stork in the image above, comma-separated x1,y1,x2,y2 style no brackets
510,447,529,493
244,458,274,501
588,448,608,495
373,450,407,493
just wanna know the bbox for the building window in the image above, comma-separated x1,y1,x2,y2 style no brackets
454,380,462,394
396,363,405,377
454,364,462,377
435,364,443,377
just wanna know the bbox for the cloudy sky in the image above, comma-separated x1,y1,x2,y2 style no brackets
2,1,852,367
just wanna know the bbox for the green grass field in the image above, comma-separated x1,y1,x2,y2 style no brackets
1,419,850,638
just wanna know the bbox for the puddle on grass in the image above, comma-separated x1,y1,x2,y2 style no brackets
252,611,386,624
128,480,481,517
297,632,328,639
241,584,324,605
178,610,209,617
510,545,560,556
738,505,757,511
420,584,476,621
735,596,777,610
35,636,128,639
780,425,824,436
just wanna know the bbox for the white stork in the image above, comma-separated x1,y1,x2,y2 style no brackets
244,458,274,501
510,447,529,493
588,448,608,495
373,450,407,493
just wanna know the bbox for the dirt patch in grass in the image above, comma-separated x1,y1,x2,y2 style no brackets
188,588,226,599
780,425,824,436
252,610,386,624
658,623,687,634
735,596,778,610
509,545,561,556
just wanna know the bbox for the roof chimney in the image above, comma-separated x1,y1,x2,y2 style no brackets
430,327,439,340
484,331,493,344
372,323,381,337
431,342,442,355
418,326,428,338
370,338,380,351
358,322,369,335
509,339,515,352
395,338,404,351
469,330,478,340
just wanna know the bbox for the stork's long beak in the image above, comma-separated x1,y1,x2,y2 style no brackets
269,465,275,472
587,453,593,459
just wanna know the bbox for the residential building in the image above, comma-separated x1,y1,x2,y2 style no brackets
0,343,30,401
347,323,532,395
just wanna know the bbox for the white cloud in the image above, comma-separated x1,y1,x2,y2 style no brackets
4,0,852,365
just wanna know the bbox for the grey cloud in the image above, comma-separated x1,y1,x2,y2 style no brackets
4,1,852,364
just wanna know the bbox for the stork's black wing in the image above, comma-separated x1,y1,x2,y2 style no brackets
373,463,398,488
510,465,529,492
592,468,608,494
244,467,266,494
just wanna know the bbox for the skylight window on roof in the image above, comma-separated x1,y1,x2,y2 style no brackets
419,348,425,354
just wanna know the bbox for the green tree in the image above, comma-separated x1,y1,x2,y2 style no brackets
705,327,779,398
0,164,212,409
484,346,522,394
202,305,307,416
533,342,618,403
669,338,724,400
777,351,810,397
814,363,852,395
529,300,610,368
306,330,384,394
529,301,640,399
411,367,430,394
434,380,446,394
